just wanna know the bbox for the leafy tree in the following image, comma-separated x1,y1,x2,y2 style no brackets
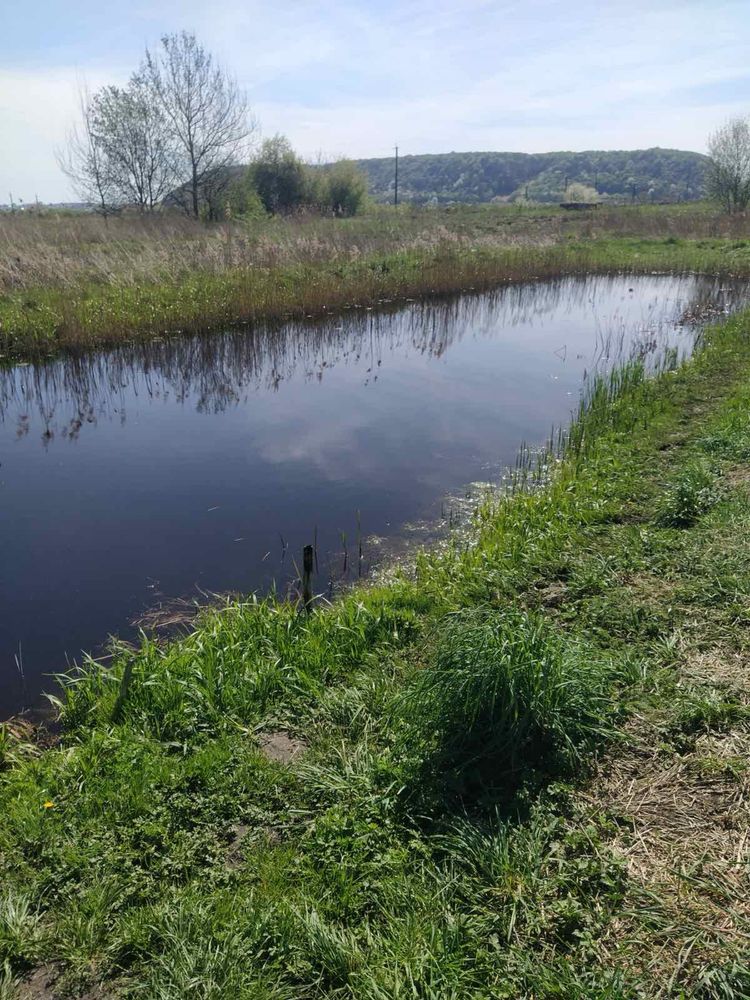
322,160,367,216
250,136,308,214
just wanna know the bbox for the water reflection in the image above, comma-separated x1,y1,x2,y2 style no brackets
3,274,737,443
0,274,745,716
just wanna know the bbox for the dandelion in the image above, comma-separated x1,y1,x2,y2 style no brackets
43,801,54,809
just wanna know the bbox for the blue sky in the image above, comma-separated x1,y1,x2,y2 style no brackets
2,0,750,202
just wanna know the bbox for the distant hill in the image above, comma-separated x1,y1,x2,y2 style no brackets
356,148,708,205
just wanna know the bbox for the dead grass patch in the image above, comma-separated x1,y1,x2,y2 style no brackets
725,465,750,489
588,720,750,992
625,572,678,605
682,649,750,696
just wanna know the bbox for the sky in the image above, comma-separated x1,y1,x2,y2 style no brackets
1,0,750,203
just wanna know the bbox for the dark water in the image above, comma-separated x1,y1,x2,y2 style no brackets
0,274,743,716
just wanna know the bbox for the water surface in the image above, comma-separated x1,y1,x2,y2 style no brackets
0,274,741,715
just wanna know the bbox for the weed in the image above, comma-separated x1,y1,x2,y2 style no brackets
674,688,749,735
655,461,722,527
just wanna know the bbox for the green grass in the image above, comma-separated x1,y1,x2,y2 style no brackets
396,608,615,793
2,302,750,995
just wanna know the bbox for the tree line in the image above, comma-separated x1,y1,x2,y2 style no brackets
354,148,708,205
60,31,366,220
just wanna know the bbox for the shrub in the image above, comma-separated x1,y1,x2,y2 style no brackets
321,160,368,217
250,136,309,215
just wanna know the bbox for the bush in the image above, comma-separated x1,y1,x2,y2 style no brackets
251,136,309,214
321,160,367,217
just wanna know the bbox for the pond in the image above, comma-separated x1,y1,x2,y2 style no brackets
0,273,744,717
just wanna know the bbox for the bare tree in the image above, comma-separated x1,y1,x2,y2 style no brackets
92,76,178,212
57,87,122,216
145,32,253,218
707,116,750,214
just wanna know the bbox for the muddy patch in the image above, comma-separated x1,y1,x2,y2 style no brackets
16,965,59,1000
258,730,307,764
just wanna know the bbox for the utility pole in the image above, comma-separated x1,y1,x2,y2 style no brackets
394,145,399,207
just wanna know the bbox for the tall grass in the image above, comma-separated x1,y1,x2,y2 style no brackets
398,609,614,791
3,202,750,357
56,586,425,741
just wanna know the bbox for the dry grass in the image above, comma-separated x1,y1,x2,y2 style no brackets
683,649,750,693
581,204,750,240
583,570,750,991
0,208,533,293
4,203,750,295
590,721,750,995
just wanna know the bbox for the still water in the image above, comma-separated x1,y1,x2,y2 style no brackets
0,274,742,715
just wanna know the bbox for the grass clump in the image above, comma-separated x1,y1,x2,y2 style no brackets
655,460,722,527
0,890,42,978
399,609,614,794
674,688,749,735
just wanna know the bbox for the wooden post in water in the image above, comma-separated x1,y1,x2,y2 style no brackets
302,544,314,614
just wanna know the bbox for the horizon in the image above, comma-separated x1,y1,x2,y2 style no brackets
1,0,748,203
0,143,708,209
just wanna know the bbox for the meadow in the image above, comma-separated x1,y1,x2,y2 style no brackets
3,201,750,357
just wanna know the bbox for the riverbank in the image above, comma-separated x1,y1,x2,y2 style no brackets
1,300,750,996
3,203,750,358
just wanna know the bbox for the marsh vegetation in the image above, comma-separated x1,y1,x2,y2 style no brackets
3,201,750,358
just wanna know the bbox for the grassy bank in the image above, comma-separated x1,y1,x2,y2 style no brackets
3,202,750,358
2,301,750,996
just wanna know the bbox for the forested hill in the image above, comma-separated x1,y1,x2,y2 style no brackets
356,148,708,204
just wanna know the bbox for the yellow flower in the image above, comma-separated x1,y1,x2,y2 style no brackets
43,801,54,809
